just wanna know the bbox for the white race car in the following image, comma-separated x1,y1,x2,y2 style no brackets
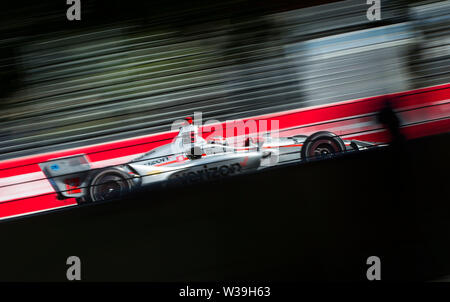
39,127,377,203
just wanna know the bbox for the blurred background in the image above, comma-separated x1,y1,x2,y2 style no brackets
0,0,449,159
0,0,450,282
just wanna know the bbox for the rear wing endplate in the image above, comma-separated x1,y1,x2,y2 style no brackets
38,154,91,199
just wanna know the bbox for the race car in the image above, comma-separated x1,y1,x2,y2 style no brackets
39,123,379,203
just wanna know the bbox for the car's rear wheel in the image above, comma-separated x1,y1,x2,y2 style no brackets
88,168,133,202
301,131,345,160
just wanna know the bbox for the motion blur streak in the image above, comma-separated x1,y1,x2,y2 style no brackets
0,0,449,220
1,0,449,159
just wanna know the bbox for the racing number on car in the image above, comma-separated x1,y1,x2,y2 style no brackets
65,177,81,194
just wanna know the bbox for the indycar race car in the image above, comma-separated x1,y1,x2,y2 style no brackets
39,127,379,203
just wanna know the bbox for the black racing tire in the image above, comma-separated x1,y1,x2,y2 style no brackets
87,168,134,202
301,131,346,160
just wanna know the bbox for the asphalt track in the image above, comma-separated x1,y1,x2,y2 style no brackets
0,132,448,281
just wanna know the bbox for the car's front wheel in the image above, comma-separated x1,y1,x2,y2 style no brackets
87,168,133,202
301,131,345,160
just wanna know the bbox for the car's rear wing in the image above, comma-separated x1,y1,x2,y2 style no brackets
38,154,91,199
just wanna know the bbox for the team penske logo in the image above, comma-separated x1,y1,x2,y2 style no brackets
169,163,242,185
